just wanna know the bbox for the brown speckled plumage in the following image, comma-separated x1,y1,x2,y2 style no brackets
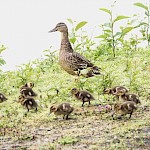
0,93,7,103
104,86,129,96
49,22,101,77
71,88,95,107
112,101,137,119
18,95,38,112
50,102,74,120
121,93,141,104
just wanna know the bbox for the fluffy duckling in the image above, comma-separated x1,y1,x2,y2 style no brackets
18,95,38,112
0,93,8,103
112,101,137,120
71,88,95,107
20,87,37,97
121,93,141,104
50,103,74,120
104,86,129,96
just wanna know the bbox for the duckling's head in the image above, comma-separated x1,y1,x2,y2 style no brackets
114,103,121,111
49,22,68,33
50,105,57,113
18,95,25,103
103,88,111,94
25,82,34,88
71,88,79,95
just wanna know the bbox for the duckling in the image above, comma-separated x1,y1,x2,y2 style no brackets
20,87,37,97
71,88,95,107
104,86,129,101
49,22,101,78
50,103,74,120
121,93,141,104
112,101,137,120
104,86,129,95
20,82,34,89
18,95,38,112
0,93,8,103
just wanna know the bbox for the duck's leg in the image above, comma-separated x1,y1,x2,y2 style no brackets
63,115,66,119
66,115,69,120
88,100,91,106
82,101,85,107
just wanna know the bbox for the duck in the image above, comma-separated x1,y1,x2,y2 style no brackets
71,88,95,107
18,95,38,112
120,93,141,104
50,102,74,120
112,101,137,120
104,86,129,95
20,87,37,97
104,86,129,100
49,22,101,78
0,93,8,103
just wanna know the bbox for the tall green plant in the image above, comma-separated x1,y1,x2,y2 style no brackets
134,2,150,46
67,19,96,56
96,3,131,57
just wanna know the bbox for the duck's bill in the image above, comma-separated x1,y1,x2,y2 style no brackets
48,28,56,33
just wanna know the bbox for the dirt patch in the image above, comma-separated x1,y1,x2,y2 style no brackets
0,105,150,150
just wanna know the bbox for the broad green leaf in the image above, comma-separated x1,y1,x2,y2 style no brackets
99,8,111,15
70,37,76,44
113,16,129,23
103,29,112,33
67,18,73,24
114,32,121,37
95,35,107,39
0,59,6,66
134,22,148,28
75,21,87,31
134,3,148,11
121,27,134,36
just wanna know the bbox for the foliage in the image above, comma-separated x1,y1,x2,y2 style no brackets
96,2,132,57
134,2,150,46
0,45,6,67
0,2,150,149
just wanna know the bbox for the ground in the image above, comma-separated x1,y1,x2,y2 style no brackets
0,102,150,150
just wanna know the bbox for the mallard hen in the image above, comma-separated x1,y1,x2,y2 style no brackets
49,22,101,78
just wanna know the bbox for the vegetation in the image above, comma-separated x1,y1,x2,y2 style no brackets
0,1,150,149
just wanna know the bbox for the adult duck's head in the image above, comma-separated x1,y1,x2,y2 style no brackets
49,22,68,33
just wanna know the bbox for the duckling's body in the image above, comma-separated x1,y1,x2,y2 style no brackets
121,93,141,104
0,93,7,103
71,88,95,107
104,86,129,96
49,22,101,78
18,95,38,112
20,87,37,97
50,103,74,120
112,101,137,119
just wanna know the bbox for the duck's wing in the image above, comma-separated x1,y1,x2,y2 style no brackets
67,52,93,71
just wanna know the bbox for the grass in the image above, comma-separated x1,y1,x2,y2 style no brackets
0,47,150,149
